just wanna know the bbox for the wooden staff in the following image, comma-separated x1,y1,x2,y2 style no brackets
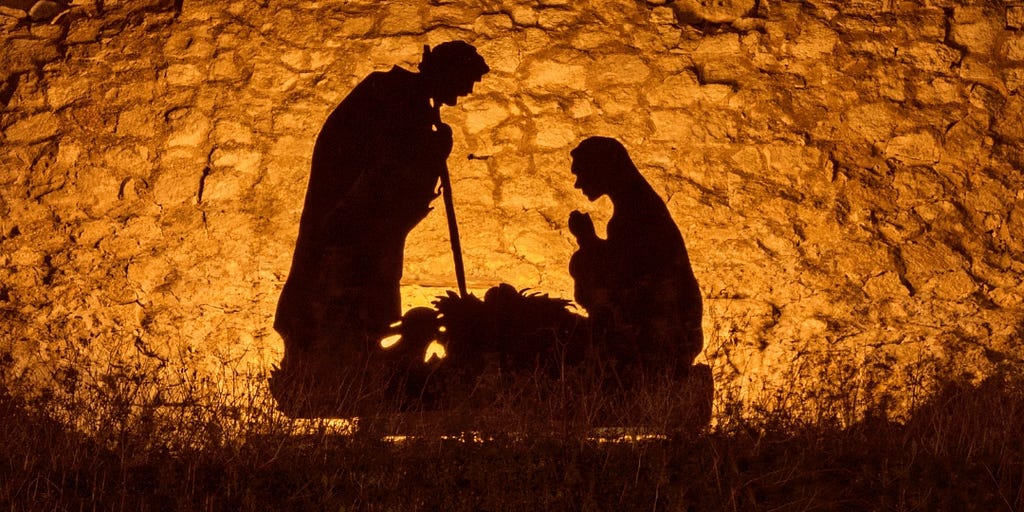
432,103,467,298
439,162,468,298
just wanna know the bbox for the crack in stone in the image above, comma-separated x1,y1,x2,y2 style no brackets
196,165,211,204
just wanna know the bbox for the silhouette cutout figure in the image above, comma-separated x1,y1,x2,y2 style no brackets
272,42,489,417
372,284,589,414
567,137,704,380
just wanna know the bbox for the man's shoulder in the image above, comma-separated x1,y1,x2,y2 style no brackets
323,65,421,125
343,66,416,102
364,66,416,86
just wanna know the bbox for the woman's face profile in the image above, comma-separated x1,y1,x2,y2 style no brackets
571,157,606,201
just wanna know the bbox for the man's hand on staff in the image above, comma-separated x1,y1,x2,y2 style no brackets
433,122,453,158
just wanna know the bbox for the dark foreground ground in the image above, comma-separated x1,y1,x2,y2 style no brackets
2,371,1022,512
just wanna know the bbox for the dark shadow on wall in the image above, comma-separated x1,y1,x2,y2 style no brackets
270,41,489,417
0,74,20,109
270,46,710,431
567,137,704,383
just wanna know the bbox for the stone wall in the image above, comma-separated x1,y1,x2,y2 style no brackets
2,0,1023,417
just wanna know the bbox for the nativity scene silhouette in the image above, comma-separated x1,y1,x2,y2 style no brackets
270,41,711,430
568,137,704,381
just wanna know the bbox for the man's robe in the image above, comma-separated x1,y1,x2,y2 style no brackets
275,66,449,371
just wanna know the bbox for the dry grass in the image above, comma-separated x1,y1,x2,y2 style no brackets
2,346,1023,512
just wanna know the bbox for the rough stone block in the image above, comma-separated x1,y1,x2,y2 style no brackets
1006,68,1024,92
901,240,966,281
0,4,28,18
210,54,243,81
116,108,158,138
958,56,1004,91
672,0,756,24
950,7,1000,55
1004,33,1024,61
508,6,538,26
339,15,374,36
533,119,576,149
593,86,641,116
643,72,700,109
789,21,839,60
249,61,297,93
76,166,124,214
885,132,940,166
651,110,697,142
211,148,261,175
990,287,1023,309
102,145,151,174
591,54,650,85
269,135,314,160
28,0,62,21
524,61,587,91
567,98,595,118
66,18,101,44
840,0,892,16
925,269,979,301
100,215,163,259
651,6,675,24
700,83,734,103
538,9,579,29
463,101,510,135
166,110,211,148
213,120,254,145
201,169,251,202
572,31,617,51
42,74,87,109
693,33,742,58
473,13,513,36
495,174,554,211
474,38,521,74
165,63,204,87
127,255,173,294
993,95,1024,142
379,3,422,35
865,271,911,300
913,77,960,105
153,160,201,206
449,177,494,207
4,112,59,143
843,103,898,144
1009,6,1024,29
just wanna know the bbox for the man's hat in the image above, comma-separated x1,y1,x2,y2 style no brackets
419,41,490,78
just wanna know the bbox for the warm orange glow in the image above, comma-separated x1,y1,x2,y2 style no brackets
379,333,402,349
424,340,447,362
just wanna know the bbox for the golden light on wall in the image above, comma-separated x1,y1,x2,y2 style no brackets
4,2,1024,508
0,0,1021,435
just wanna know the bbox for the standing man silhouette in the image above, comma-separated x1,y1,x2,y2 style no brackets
273,41,489,416
567,137,703,381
